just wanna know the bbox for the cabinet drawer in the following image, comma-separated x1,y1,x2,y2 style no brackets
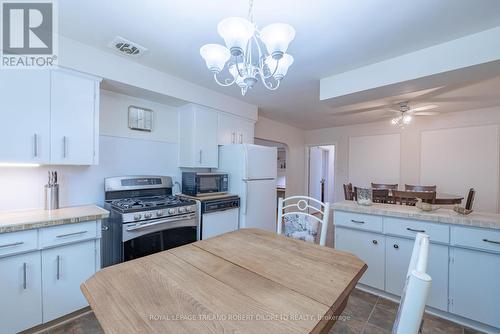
451,226,500,253
384,217,449,243
334,211,383,232
40,221,97,248
0,229,38,257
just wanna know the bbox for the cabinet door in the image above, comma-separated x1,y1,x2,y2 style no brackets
194,107,218,167
385,237,449,311
0,70,50,163
50,71,97,165
42,240,96,322
335,227,385,290
238,118,255,144
0,252,42,333
449,247,500,328
218,113,238,145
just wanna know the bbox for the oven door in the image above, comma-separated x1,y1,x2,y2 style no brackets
122,214,198,262
196,173,228,196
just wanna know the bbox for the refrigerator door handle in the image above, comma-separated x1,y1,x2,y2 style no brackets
242,180,248,214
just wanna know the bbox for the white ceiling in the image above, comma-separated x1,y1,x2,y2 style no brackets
59,0,500,129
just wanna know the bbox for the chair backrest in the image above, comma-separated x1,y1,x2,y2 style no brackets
343,183,354,200
393,190,436,206
277,196,330,246
372,188,390,203
392,233,432,334
465,188,476,211
405,184,437,192
371,183,399,190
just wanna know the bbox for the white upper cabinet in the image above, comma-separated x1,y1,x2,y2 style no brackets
218,112,255,145
179,104,218,168
0,69,100,165
0,70,51,164
50,70,100,165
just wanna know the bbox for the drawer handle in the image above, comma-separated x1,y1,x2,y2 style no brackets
483,238,500,245
350,220,365,224
372,240,378,245
394,244,399,249
406,227,425,233
0,241,24,249
56,231,88,238
102,226,109,231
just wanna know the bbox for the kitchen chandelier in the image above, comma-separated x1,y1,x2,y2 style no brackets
200,0,295,96
391,103,413,128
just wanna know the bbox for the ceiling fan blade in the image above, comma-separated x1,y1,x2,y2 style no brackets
414,111,439,116
411,104,438,112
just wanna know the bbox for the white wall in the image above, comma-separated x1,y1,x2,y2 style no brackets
255,116,306,197
305,106,500,213
0,91,182,212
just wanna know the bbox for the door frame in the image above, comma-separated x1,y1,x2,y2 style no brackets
305,143,337,203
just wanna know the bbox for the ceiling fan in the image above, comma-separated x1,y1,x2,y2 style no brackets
388,102,439,128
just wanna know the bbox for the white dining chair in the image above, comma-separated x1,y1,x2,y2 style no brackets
277,196,330,246
392,233,432,334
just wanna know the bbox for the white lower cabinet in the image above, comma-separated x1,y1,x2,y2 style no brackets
0,221,100,333
42,240,96,322
335,227,385,290
0,252,43,334
385,237,448,311
449,247,500,328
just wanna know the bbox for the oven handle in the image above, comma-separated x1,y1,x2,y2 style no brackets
125,214,196,231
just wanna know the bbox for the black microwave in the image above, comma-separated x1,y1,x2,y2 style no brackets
182,172,229,197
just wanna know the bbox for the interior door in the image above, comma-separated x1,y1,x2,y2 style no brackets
42,240,96,322
0,70,50,163
309,146,323,205
50,71,96,165
241,179,277,232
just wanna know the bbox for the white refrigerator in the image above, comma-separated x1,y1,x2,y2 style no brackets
216,144,277,232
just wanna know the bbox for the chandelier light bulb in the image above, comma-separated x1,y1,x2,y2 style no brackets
200,44,231,73
217,17,255,57
260,23,296,59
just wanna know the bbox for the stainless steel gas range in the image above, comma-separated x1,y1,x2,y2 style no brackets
101,175,199,267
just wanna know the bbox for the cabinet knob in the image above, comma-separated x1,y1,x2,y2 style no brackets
372,240,378,245
393,244,399,249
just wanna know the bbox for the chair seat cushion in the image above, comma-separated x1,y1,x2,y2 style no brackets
284,214,319,243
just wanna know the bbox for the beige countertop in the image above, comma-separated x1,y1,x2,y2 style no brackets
0,205,109,233
332,201,500,230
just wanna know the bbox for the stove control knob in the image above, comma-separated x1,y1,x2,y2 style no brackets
144,213,152,219
168,208,176,215
133,214,141,221
178,207,186,213
156,210,163,217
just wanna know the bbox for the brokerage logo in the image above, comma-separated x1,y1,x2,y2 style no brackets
1,0,58,68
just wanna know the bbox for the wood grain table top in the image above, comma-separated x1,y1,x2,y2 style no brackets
81,228,367,334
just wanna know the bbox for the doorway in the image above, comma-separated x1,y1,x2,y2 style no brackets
308,145,335,205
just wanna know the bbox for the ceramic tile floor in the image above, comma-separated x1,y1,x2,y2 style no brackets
30,289,484,334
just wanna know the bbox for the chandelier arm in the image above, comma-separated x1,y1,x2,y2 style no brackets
261,77,281,91
264,57,280,79
235,60,245,78
213,72,236,87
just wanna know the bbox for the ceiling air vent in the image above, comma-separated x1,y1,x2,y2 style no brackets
108,36,147,57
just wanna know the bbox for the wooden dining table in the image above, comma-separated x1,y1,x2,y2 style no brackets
81,228,367,334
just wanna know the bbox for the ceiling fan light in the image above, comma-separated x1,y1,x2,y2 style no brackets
265,54,294,80
217,17,255,56
391,118,399,125
200,44,231,73
403,115,412,124
260,23,296,58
